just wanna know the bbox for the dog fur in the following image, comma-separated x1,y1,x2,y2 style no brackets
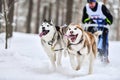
65,23,100,74
39,20,66,69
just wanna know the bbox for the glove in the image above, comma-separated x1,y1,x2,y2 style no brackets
104,18,111,25
85,18,95,24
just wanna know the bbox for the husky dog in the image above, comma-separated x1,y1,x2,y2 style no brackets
65,23,101,74
39,20,66,69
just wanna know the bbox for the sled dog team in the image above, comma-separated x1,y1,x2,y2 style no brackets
39,20,102,74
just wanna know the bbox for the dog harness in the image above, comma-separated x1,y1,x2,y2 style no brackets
48,31,64,52
68,35,84,55
48,32,57,46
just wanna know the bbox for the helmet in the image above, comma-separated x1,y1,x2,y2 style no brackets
87,0,96,3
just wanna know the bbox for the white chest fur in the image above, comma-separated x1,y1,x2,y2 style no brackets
68,42,89,56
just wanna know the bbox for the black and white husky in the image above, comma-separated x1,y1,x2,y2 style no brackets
39,20,66,69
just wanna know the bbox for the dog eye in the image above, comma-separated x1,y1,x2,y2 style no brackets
74,28,77,30
69,28,71,30
47,25,49,27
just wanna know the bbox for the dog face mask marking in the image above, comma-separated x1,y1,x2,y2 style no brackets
66,25,83,43
39,20,55,37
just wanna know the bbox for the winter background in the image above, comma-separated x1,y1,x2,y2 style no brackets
0,0,120,80
0,32,120,80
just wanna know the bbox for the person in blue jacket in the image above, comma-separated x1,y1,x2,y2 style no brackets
82,0,113,63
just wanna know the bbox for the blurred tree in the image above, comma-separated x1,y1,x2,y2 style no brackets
0,0,2,33
55,0,60,25
14,0,19,32
42,6,48,20
116,0,120,40
7,0,15,37
103,0,107,4
0,0,2,13
108,0,115,40
73,0,83,24
78,0,83,23
35,0,41,34
108,1,114,17
66,0,74,25
3,0,8,49
48,2,52,20
61,0,66,25
26,0,33,33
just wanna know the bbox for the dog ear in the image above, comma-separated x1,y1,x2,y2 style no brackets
55,26,60,31
43,19,47,22
49,19,53,25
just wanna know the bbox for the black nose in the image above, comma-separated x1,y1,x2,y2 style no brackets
42,27,45,30
70,31,73,34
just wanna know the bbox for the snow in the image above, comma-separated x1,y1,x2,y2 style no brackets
0,32,120,80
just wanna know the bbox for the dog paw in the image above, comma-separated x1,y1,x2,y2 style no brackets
57,62,61,67
76,66,80,71
88,68,93,75
71,66,78,71
64,51,68,57
88,70,93,75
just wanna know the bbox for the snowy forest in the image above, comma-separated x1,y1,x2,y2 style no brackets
0,0,120,40
0,0,120,80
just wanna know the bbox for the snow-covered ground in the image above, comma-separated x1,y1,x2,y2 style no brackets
0,32,120,80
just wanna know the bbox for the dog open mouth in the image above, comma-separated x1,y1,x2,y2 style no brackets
69,34,78,42
39,30,49,37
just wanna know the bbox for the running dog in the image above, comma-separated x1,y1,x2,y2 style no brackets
39,20,66,69
65,23,101,74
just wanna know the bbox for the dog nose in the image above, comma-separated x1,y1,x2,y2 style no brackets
70,31,73,34
42,27,45,30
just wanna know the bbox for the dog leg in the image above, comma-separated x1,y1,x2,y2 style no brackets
63,47,68,57
88,53,94,74
48,53,56,69
63,38,68,57
76,55,81,70
69,54,77,70
56,51,62,67
76,55,85,71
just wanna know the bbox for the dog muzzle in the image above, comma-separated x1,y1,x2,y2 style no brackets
39,30,49,37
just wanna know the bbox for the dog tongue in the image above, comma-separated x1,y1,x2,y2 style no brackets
70,34,78,42
71,36,76,42
39,32,44,37
65,34,77,42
